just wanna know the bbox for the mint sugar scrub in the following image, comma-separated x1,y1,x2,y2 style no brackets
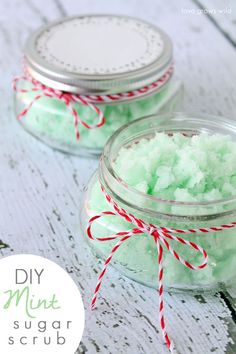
13,15,182,156
82,113,236,291
114,133,236,203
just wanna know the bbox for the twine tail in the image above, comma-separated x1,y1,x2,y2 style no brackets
63,99,80,141
71,94,106,131
155,235,175,353
91,234,131,310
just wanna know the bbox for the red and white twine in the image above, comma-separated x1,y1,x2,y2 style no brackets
13,65,173,140
87,185,236,353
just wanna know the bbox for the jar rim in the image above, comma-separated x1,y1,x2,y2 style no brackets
24,14,173,95
100,112,236,218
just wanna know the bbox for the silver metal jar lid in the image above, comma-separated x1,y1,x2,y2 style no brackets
25,15,173,95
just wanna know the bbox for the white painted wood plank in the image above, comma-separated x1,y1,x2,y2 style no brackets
193,0,236,45
0,0,236,353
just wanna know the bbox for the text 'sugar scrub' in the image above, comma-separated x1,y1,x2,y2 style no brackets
0,255,84,353
13,15,182,157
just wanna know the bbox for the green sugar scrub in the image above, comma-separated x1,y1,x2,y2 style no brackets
114,132,236,203
82,113,236,291
15,79,181,154
14,15,183,156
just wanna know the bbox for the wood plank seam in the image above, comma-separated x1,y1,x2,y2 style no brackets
192,0,236,49
219,292,236,324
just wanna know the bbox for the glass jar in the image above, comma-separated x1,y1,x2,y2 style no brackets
13,15,183,157
81,112,236,292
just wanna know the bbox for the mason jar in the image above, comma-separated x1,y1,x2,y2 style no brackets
81,112,236,292
13,15,183,157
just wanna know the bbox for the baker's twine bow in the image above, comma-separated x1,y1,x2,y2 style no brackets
12,75,105,140
87,185,236,353
12,65,173,140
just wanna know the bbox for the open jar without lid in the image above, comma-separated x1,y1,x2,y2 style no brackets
81,112,236,292
14,15,183,157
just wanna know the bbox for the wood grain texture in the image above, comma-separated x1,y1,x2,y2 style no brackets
0,0,236,353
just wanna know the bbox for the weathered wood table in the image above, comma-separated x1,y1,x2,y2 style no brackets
0,0,236,353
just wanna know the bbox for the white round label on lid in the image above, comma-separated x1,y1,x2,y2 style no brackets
35,16,164,75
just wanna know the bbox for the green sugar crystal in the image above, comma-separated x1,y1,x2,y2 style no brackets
15,81,181,154
86,133,236,290
114,132,236,202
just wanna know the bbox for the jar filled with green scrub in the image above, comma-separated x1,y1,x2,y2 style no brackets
14,15,183,157
82,112,236,292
